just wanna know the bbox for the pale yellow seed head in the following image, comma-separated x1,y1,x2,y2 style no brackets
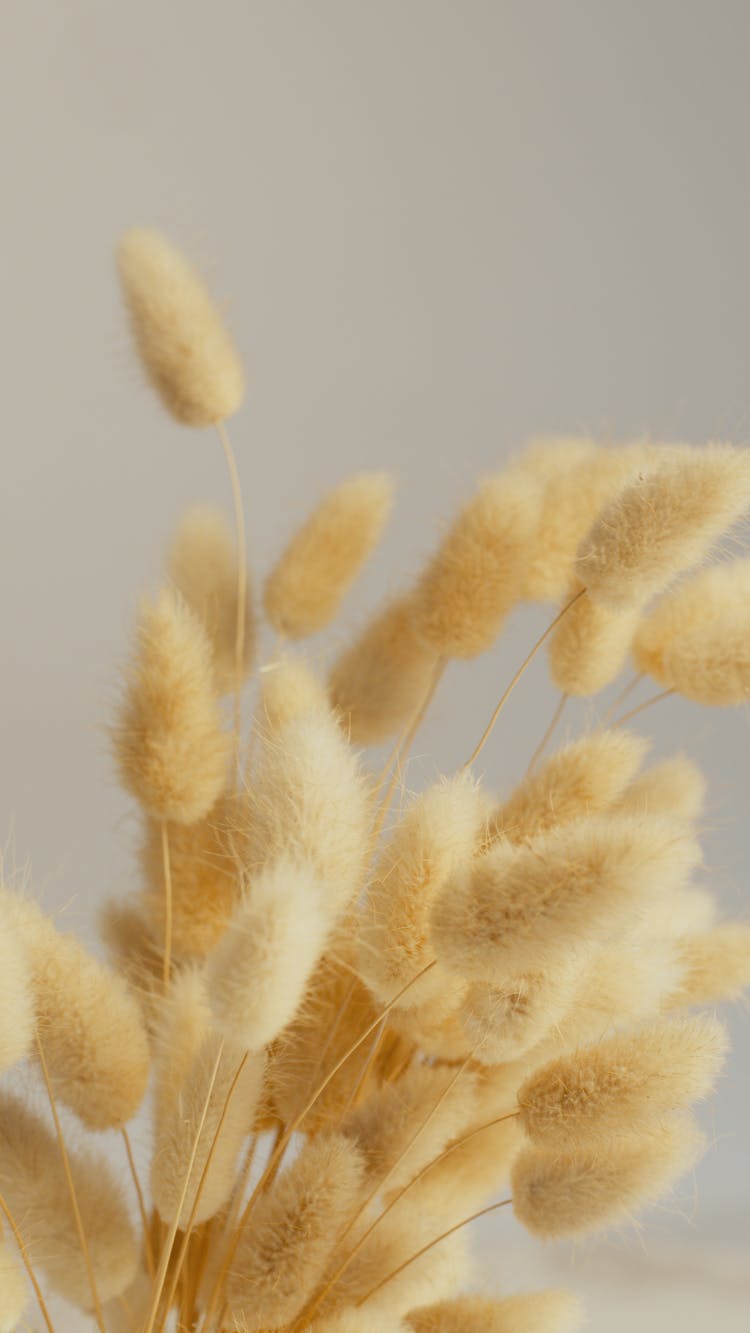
512,1114,704,1239
228,1133,367,1330
548,583,641,696
432,814,699,983
519,1015,727,1148
0,1231,27,1333
264,473,394,638
329,595,439,745
342,1062,478,1195
168,505,256,692
3,891,150,1130
666,923,750,1008
491,729,647,843
616,755,706,820
407,1290,583,1333
412,472,539,658
460,955,584,1065
206,854,330,1050
0,1091,137,1308
0,900,34,1072
117,227,244,426
114,587,230,824
576,444,750,609
152,1032,263,1227
261,655,329,732
519,440,661,603
249,708,370,913
357,773,488,1008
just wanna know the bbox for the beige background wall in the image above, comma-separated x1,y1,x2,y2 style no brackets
1,3,749,1327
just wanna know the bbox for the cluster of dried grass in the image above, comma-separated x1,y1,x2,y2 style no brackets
2,229,750,1333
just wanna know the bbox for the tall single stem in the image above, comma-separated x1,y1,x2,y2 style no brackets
160,818,172,989
0,1191,56,1333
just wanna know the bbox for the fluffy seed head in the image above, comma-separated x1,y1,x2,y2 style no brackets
460,958,583,1065
342,1062,478,1195
667,924,750,1007
261,655,329,732
358,774,488,1008
548,583,640,696
228,1133,366,1329
264,473,394,638
116,227,244,426
206,855,330,1050
491,729,647,843
249,709,370,913
519,1016,727,1148
0,1232,26,1333
431,814,699,983
519,440,658,603
312,1313,408,1333
0,1091,137,1308
576,445,750,609
152,1033,263,1227
3,892,150,1130
0,902,34,1071
329,596,439,745
168,505,255,692
616,755,706,820
114,588,230,823
407,1290,583,1332
412,473,539,658
512,1114,704,1239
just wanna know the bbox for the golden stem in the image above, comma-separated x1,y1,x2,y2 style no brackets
142,1039,225,1333
612,686,676,729
0,1191,56,1333
354,1196,513,1308
160,818,173,990
599,671,644,728
370,657,446,846
121,1127,155,1280
35,1034,106,1333
462,588,585,771
216,420,247,770
525,691,568,776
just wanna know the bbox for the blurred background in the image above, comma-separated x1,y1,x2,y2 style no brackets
1,2,748,1328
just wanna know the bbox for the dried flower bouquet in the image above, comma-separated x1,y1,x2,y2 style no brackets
1,229,750,1333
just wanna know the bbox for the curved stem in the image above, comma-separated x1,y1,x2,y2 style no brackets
355,1196,513,1308
599,672,644,729
217,420,247,771
370,657,446,846
461,589,585,772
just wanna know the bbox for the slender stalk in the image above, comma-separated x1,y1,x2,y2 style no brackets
121,1127,155,1279
354,1196,513,1308
461,589,585,771
35,1034,106,1333
216,420,247,769
525,691,568,775
142,1040,225,1333
0,1191,56,1333
599,671,644,728
370,657,446,847
160,818,173,989
613,686,676,729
